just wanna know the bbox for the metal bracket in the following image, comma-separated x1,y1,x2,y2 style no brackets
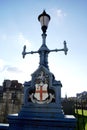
22,41,68,59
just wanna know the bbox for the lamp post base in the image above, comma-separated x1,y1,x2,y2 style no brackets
7,114,76,130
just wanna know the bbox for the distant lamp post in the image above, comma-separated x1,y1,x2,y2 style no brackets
38,10,50,34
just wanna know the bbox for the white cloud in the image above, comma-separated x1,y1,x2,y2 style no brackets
50,9,67,24
0,59,22,73
0,58,24,84
0,55,39,85
0,34,15,41
56,9,67,18
6,66,22,73
17,33,31,47
0,32,32,48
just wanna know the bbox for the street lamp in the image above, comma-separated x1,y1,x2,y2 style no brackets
22,10,68,69
38,10,50,34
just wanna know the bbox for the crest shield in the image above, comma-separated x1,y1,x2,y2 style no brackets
29,69,55,104
34,82,48,101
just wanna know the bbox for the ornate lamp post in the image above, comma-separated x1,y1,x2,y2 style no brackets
6,11,76,130
22,10,68,70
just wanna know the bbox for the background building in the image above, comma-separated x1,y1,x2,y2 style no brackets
0,79,23,123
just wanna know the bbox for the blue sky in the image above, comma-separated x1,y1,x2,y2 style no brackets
0,0,87,97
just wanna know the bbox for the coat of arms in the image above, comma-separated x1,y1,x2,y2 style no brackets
29,70,55,104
